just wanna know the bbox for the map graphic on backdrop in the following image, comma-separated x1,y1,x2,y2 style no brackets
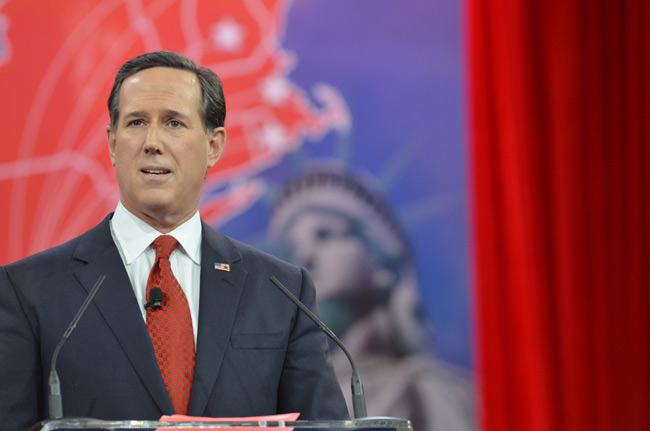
0,0,347,262
0,1,473,429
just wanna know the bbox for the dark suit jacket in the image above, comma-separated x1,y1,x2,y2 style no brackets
0,215,348,431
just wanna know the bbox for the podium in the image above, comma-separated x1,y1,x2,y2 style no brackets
34,418,412,431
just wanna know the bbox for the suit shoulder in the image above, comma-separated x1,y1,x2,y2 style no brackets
4,236,82,274
230,236,302,277
202,224,302,280
2,215,112,284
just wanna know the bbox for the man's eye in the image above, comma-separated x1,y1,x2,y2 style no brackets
129,119,143,126
169,120,182,128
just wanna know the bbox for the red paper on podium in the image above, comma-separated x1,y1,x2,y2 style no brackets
158,413,300,431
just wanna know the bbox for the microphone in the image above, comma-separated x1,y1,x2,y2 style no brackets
145,287,163,309
49,273,107,419
270,276,367,418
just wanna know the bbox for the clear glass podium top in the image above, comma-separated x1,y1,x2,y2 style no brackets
35,418,412,431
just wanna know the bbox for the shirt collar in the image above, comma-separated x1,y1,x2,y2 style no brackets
111,201,202,265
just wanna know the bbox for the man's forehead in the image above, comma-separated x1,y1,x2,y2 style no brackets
125,66,197,83
119,67,201,113
121,67,200,96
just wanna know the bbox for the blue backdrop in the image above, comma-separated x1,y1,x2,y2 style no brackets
217,0,470,370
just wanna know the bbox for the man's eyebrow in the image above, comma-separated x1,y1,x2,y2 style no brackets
162,109,190,119
122,110,190,120
123,110,147,120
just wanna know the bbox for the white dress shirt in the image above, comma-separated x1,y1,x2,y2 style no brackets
109,201,201,343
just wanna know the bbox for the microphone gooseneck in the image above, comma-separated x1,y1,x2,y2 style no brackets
269,276,368,418
48,273,107,419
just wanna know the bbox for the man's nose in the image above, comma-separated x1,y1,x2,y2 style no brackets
144,124,163,154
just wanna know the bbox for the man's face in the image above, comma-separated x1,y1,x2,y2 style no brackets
107,67,224,230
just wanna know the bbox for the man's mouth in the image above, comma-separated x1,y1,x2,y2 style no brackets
141,169,171,175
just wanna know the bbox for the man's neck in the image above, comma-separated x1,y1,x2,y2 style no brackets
124,205,199,234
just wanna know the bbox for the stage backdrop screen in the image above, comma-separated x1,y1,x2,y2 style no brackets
0,1,474,429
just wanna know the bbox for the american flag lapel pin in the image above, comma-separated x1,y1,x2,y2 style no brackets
214,262,230,272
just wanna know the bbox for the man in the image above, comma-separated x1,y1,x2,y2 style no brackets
0,51,348,431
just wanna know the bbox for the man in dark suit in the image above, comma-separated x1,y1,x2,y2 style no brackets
0,51,348,431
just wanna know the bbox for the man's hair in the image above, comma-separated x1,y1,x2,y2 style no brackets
107,51,226,132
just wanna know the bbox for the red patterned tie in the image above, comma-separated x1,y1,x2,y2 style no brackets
146,235,195,414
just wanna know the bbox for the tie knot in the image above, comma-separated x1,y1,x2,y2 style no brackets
152,235,180,260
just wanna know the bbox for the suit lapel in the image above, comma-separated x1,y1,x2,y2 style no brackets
72,216,174,414
188,223,247,416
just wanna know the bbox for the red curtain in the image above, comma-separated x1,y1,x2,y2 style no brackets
468,0,650,430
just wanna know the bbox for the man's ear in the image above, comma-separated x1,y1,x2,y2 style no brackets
106,125,116,167
207,127,226,168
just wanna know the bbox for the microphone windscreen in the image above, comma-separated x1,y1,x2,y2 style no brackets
150,287,163,302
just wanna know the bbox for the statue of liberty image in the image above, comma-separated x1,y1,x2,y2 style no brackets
268,164,475,431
